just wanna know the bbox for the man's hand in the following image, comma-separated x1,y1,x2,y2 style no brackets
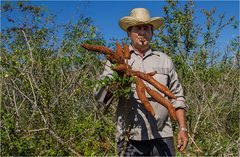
177,130,188,152
175,108,188,152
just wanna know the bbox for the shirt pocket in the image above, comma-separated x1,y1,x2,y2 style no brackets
152,68,169,87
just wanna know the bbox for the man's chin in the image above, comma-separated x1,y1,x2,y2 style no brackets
138,43,148,47
135,45,149,51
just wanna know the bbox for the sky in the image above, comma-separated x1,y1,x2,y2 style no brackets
1,1,240,47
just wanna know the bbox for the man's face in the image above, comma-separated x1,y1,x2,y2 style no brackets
127,24,153,51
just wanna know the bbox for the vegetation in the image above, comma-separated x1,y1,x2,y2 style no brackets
1,1,239,156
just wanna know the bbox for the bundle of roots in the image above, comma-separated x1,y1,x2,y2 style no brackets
81,42,177,120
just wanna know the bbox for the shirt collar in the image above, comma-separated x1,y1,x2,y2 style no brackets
129,45,154,59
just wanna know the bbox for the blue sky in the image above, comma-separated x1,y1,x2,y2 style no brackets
1,1,239,47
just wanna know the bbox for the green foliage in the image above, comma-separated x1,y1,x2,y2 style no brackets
97,71,135,99
70,115,115,156
1,1,113,156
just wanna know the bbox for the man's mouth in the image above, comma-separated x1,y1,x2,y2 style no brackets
138,37,147,45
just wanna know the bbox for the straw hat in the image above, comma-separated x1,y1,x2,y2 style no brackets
119,8,163,31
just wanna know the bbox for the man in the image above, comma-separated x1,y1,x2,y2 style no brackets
95,8,188,156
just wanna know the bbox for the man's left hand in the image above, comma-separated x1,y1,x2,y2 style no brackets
177,130,188,152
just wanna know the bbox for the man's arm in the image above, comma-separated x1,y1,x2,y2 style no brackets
94,61,114,105
168,60,188,152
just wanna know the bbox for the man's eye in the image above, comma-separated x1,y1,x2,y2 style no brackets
144,27,150,30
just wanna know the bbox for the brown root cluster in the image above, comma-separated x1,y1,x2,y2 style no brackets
81,42,177,120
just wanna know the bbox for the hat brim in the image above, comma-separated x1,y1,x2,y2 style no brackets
119,16,163,31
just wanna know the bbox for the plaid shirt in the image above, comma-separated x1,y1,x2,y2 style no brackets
94,45,187,142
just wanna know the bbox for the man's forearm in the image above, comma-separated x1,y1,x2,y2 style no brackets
175,108,187,128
